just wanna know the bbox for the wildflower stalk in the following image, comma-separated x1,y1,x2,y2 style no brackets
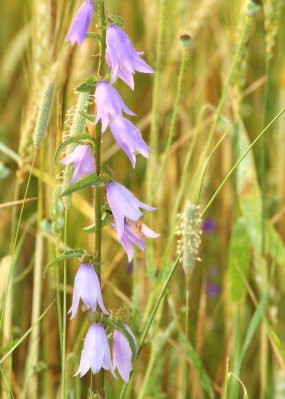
182,273,190,399
95,1,106,395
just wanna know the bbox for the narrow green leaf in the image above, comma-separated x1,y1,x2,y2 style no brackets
43,249,85,275
86,32,101,42
75,75,98,93
54,133,95,164
83,210,113,233
60,173,105,197
79,111,95,123
227,218,251,302
102,319,137,363
180,334,215,399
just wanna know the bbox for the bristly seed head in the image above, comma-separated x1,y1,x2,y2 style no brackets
176,201,202,275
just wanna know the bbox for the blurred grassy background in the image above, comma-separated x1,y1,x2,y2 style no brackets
1,0,285,398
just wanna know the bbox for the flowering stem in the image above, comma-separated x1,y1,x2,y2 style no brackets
95,0,106,396
182,273,190,399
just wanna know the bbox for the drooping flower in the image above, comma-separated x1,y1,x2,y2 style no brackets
60,145,95,184
75,323,116,377
94,81,135,132
106,181,156,241
113,324,137,382
119,220,160,262
69,263,108,319
65,0,94,45
109,117,151,168
106,25,154,90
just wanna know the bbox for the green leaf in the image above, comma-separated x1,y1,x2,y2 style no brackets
86,32,101,42
60,173,105,197
79,111,95,123
75,75,98,93
43,249,85,276
108,15,125,27
227,218,251,302
102,319,137,363
54,133,95,164
83,209,113,233
180,334,215,399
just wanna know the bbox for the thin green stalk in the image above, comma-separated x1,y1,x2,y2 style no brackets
192,12,251,204
259,57,271,399
182,274,190,399
24,147,44,397
61,210,68,399
146,0,167,203
120,254,181,399
202,105,285,217
95,1,106,396
0,150,37,331
155,39,190,189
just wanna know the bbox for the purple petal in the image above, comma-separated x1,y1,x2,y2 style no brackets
106,25,154,89
65,0,94,45
113,325,137,383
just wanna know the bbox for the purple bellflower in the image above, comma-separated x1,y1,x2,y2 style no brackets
109,117,151,168
106,181,156,241
106,25,154,90
120,220,160,262
65,0,94,45
113,324,137,382
94,81,135,132
69,263,108,320
75,323,116,377
60,145,95,184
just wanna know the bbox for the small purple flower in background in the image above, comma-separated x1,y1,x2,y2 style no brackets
69,263,108,319
206,282,221,297
65,0,94,45
60,145,95,183
109,117,151,168
106,25,154,90
94,81,135,132
120,220,160,262
106,181,156,241
75,323,116,377
113,324,137,382
202,218,216,234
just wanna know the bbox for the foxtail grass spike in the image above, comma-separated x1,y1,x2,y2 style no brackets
177,202,202,275
33,81,54,148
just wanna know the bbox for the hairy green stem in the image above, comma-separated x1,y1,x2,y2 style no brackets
95,1,106,396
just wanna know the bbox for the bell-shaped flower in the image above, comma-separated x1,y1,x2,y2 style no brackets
106,25,154,90
109,117,151,168
106,181,156,241
75,323,116,377
94,81,135,132
65,0,94,45
60,145,95,184
112,324,137,383
120,220,160,262
68,263,108,319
